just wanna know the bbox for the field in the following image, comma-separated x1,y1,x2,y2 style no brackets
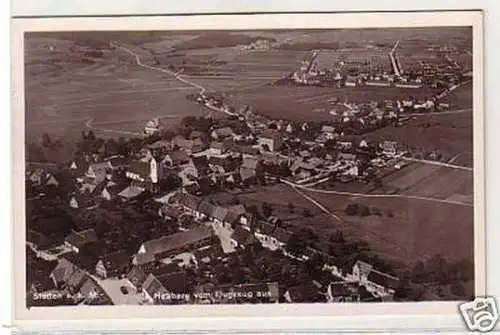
227,85,442,121
365,111,473,166
25,27,473,142
380,162,474,204
297,188,474,266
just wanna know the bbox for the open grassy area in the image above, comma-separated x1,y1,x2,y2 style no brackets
366,111,473,166
299,188,474,266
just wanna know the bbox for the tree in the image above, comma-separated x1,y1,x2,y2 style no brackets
262,202,273,217
330,230,345,244
286,233,308,257
41,133,52,147
450,282,466,297
411,261,426,283
302,209,313,217
287,202,295,213
345,203,359,216
87,130,96,141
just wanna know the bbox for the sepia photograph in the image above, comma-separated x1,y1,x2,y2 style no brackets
11,11,485,323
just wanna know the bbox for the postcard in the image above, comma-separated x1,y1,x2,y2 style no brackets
11,10,486,330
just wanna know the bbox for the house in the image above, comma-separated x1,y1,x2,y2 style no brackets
344,76,358,87
209,141,228,156
142,269,191,304
64,229,98,253
69,193,95,209
46,174,59,187
49,258,88,292
337,140,353,150
117,185,146,201
365,80,391,87
379,141,399,156
351,260,399,297
126,266,148,290
106,156,128,171
193,244,225,268
257,130,283,152
232,145,259,158
254,221,292,251
171,136,197,153
230,226,257,249
208,156,229,174
95,250,131,279
78,277,112,305
210,206,229,227
337,153,357,162
284,281,324,303
325,282,361,302
27,169,45,186
321,125,336,136
86,162,110,184
27,230,55,250
197,201,216,221
126,157,161,184
177,192,202,217
211,127,234,140
133,225,216,266
159,204,183,221
239,156,262,184
163,150,190,167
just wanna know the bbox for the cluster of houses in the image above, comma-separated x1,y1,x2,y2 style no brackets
28,175,401,305
290,45,465,93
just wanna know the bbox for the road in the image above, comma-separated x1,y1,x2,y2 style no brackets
401,157,473,171
282,179,472,207
85,118,141,136
112,42,236,117
406,108,472,117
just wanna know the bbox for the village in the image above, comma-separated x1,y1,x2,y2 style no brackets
24,34,474,307
25,97,425,307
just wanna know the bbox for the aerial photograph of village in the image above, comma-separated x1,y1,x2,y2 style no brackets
24,27,475,307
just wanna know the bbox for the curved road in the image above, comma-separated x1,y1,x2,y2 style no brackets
112,42,236,117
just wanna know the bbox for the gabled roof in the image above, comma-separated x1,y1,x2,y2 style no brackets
353,260,373,277
106,156,127,168
156,271,190,294
212,127,233,138
147,140,171,150
99,250,131,273
166,150,190,165
257,221,276,236
143,273,168,298
233,145,259,156
198,201,216,217
269,227,292,244
211,206,229,222
230,226,256,246
127,266,148,288
241,157,260,170
50,258,87,290
208,156,227,167
321,125,336,133
227,204,246,216
139,225,214,261
259,129,280,140
172,136,194,150
366,269,400,289
118,185,145,199
128,161,150,178
178,192,202,211
65,229,98,249
79,277,112,305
